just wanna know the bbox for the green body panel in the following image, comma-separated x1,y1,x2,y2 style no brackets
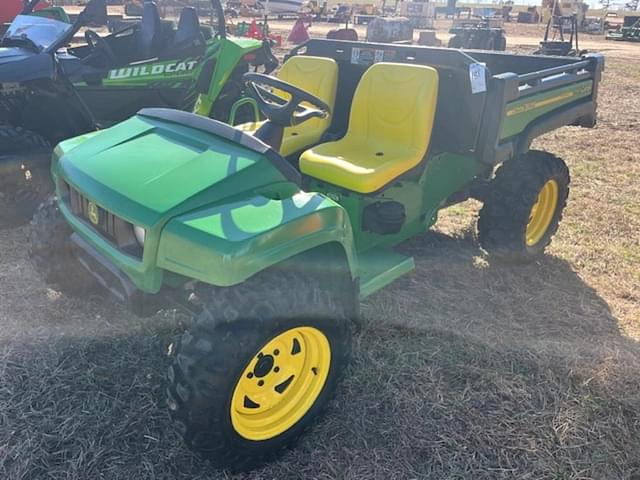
193,37,262,117
358,248,415,298
500,80,593,139
72,35,262,117
309,152,485,254
53,131,100,158
420,152,487,226
57,115,287,225
98,36,261,89
32,7,70,23
59,117,272,226
157,192,356,287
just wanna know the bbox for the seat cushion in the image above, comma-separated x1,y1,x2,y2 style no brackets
236,56,338,157
300,63,439,193
300,140,425,193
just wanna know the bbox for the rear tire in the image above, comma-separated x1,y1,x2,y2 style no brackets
0,125,52,228
30,197,96,295
167,270,352,472
477,151,570,262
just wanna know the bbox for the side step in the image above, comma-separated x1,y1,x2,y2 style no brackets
357,248,415,299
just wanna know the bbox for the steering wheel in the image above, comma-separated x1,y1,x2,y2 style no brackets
243,72,330,128
84,30,118,65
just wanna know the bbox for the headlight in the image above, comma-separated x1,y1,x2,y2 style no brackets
133,225,146,246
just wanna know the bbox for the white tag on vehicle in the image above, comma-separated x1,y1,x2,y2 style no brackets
469,63,487,94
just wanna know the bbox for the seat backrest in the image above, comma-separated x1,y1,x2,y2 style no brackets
347,62,438,154
171,6,201,47
278,55,339,131
136,1,161,59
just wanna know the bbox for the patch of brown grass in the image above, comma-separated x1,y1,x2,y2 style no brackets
1,47,639,480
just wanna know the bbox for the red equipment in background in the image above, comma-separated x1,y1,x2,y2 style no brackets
287,16,311,44
242,19,282,46
1,0,50,24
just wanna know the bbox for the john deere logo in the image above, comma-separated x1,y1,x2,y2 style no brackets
87,202,99,225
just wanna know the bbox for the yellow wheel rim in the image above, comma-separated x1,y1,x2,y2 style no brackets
230,326,331,441
526,179,559,246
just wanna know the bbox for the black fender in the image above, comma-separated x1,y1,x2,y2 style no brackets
0,49,55,83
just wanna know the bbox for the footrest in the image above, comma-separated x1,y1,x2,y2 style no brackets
358,248,415,298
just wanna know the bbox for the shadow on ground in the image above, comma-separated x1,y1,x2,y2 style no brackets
1,228,639,480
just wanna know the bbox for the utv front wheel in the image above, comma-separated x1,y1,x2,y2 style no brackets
30,197,96,295
167,271,352,471
478,151,570,262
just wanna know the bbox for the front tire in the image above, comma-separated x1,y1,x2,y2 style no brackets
30,197,96,295
167,270,352,471
0,125,52,227
478,151,570,262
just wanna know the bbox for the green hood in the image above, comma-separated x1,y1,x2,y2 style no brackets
56,111,296,227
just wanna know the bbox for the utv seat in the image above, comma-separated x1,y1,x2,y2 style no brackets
136,1,162,59
236,56,338,157
299,62,439,194
166,7,205,55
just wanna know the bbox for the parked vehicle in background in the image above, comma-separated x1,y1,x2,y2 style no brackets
448,17,507,50
606,16,640,42
0,0,276,226
535,14,584,56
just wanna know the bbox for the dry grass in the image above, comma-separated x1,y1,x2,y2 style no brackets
1,32,639,480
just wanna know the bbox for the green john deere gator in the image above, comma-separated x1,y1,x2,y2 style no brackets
31,40,604,470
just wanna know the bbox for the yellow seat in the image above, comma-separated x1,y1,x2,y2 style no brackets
236,56,338,157
299,62,439,194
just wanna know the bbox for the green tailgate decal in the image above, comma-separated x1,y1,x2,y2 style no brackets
500,80,593,140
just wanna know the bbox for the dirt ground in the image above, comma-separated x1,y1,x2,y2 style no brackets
1,17,639,480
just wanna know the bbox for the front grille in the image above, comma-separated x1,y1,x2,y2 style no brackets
63,182,143,259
